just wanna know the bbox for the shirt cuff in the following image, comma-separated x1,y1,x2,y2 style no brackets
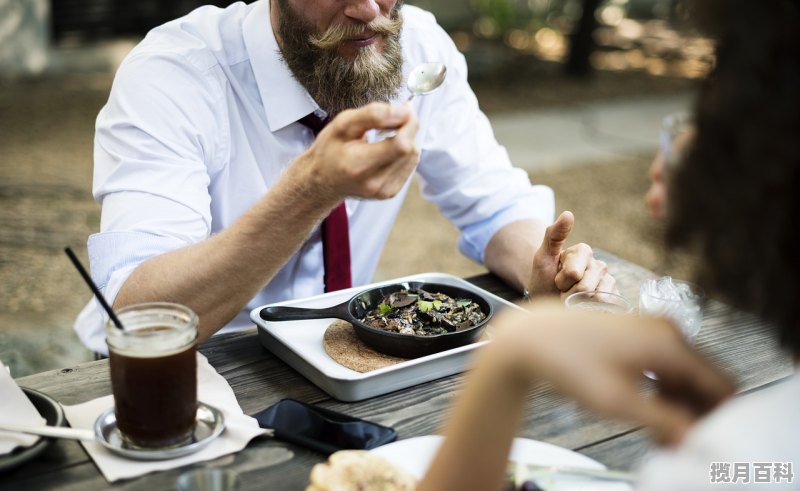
88,230,189,289
458,185,555,264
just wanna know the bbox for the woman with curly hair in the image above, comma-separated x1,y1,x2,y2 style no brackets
418,0,800,489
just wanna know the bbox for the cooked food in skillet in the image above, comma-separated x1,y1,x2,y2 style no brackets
361,288,486,336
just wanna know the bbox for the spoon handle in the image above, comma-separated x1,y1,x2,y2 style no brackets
373,128,399,140
373,94,416,140
513,463,637,483
0,422,95,441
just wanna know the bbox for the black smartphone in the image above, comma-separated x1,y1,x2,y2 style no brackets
254,399,398,455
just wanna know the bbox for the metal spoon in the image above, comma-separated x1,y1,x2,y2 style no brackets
375,62,447,139
0,422,95,441
404,62,447,100
511,463,637,483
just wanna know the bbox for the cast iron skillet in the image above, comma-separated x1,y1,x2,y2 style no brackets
259,281,493,358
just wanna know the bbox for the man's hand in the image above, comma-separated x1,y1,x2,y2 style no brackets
528,211,617,300
294,102,421,205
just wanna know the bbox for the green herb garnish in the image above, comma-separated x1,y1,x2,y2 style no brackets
378,302,394,316
418,300,442,312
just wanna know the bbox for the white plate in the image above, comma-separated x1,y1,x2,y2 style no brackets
370,435,633,490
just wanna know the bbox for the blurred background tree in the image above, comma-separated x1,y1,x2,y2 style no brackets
44,0,710,82
0,0,707,376
413,0,710,80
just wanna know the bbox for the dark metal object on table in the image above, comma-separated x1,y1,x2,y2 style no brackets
259,281,493,358
0,388,65,473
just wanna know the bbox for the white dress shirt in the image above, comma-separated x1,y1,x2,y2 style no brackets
637,367,800,490
74,0,554,354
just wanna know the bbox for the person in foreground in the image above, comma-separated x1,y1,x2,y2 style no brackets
74,0,614,353
419,0,800,489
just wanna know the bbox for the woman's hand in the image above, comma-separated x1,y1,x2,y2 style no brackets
494,303,735,445
419,303,734,491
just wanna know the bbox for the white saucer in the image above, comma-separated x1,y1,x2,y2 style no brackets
94,402,224,460
370,435,633,490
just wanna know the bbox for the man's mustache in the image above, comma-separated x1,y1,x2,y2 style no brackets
310,15,402,50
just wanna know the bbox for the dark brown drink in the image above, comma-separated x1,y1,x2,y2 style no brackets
110,335,197,448
105,304,198,449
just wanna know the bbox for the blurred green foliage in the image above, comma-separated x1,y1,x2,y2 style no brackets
410,0,677,37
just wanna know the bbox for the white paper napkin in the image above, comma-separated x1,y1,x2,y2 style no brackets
63,353,269,482
0,360,47,454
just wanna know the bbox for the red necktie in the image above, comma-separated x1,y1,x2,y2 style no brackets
298,113,352,292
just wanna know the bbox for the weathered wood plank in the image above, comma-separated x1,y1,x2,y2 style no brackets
201,335,332,414
5,251,791,490
577,428,652,472
17,361,112,404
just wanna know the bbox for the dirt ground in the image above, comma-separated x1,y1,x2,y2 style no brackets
0,66,696,376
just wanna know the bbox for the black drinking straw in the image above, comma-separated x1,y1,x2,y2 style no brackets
64,246,125,330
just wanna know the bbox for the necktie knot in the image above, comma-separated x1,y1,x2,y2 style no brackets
298,113,329,136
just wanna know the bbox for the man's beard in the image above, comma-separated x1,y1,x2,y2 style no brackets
276,1,404,116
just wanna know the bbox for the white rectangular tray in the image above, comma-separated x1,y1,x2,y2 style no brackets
250,272,520,401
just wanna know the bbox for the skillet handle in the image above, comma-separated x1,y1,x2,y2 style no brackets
259,301,351,322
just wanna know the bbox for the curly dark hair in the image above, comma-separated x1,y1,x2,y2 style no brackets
666,0,800,353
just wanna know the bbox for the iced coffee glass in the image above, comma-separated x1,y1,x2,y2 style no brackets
105,302,198,449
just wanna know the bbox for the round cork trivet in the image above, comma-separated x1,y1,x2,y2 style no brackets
323,320,409,373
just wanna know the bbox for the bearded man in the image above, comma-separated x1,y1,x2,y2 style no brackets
75,0,616,354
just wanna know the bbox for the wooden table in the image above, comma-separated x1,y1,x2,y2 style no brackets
4,251,794,490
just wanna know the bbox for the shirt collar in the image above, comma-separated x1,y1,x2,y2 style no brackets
243,0,319,132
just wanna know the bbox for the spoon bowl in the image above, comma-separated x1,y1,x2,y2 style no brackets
375,62,447,139
406,62,447,99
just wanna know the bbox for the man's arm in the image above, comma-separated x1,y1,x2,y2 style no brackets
482,218,544,293
396,12,610,297
484,211,617,300
113,103,420,342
